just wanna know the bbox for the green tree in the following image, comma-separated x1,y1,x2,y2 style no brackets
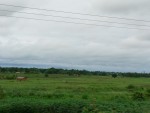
112,73,117,78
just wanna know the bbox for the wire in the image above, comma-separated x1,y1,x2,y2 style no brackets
0,9,150,28
0,14,149,30
0,3,150,23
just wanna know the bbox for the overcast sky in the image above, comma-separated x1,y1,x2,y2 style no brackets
0,0,150,72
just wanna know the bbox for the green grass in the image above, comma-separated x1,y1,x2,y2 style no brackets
0,74,150,113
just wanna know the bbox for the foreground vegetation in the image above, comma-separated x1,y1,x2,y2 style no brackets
0,68,150,113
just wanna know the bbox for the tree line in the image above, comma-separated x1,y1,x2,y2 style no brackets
0,67,150,78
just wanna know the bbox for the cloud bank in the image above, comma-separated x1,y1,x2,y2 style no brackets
0,0,150,72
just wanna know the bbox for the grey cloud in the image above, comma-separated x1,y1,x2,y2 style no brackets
136,33,150,41
121,34,150,50
0,0,27,16
94,0,150,15
0,0,150,72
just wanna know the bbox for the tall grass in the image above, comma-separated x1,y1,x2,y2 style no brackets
0,75,150,112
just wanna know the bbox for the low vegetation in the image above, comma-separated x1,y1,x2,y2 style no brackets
0,67,150,113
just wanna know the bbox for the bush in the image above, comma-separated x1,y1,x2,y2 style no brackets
111,95,129,102
111,74,117,78
0,75,4,79
28,90,36,96
82,99,99,113
0,86,5,99
0,98,149,113
43,93,65,99
82,94,89,100
0,99,87,113
132,92,145,101
146,89,150,97
10,90,22,97
5,75,16,80
126,84,136,91
44,73,49,78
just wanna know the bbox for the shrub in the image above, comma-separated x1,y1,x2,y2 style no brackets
126,84,136,91
111,95,129,102
69,94,74,98
44,73,49,78
0,86,5,99
0,99,87,113
132,92,145,101
0,75,4,79
146,89,150,97
10,90,22,97
111,73,117,78
44,93,65,99
82,94,89,100
28,90,36,96
5,75,16,80
82,99,99,113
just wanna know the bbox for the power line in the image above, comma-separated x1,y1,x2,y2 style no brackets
0,14,149,30
0,3,150,23
0,9,150,28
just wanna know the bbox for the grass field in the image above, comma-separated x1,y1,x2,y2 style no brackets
0,74,150,113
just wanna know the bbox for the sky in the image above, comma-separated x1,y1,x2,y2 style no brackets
0,0,150,72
